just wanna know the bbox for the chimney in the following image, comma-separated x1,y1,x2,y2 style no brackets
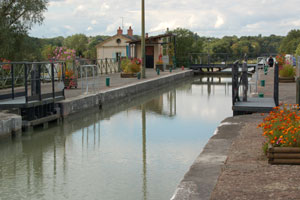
127,26,133,36
117,27,123,35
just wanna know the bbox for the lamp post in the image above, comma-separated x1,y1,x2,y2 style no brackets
141,0,146,78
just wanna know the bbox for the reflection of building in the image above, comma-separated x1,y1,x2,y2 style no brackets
134,90,176,117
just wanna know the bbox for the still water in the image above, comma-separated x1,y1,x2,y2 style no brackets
0,76,232,200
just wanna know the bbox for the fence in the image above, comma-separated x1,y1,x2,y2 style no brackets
0,61,65,104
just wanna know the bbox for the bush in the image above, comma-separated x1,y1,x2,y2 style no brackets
279,64,295,77
121,58,141,73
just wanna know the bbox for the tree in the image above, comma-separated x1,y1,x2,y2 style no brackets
64,34,88,57
279,29,300,54
0,0,48,59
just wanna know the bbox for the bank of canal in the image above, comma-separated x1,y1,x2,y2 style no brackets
0,76,233,200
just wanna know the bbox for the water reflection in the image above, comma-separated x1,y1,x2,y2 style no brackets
194,76,232,97
0,77,233,200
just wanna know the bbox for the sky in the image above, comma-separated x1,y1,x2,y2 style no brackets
29,0,300,38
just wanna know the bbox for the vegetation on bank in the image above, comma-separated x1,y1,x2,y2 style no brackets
1,1,300,63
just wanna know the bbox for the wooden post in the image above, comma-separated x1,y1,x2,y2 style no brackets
24,64,28,103
51,62,55,99
296,77,300,105
242,61,248,102
274,62,279,106
232,61,239,105
11,64,14,99
105,58,108,74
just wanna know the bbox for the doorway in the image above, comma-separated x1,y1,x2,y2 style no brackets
146,46,154,68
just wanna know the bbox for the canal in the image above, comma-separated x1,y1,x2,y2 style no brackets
0,76,233,200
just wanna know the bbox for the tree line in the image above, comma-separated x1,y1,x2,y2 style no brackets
1,1,300,62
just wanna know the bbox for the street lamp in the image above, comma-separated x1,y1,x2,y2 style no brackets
141,0,146,78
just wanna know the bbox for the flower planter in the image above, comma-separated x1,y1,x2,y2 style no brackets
120,72,137,78
268,144,300,165
64,77,78,89
279,76,295,83
156,64,164,71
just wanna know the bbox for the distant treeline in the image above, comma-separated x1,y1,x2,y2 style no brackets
2,28,300,62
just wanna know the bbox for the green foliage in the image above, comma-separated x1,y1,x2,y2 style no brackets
295,43,300,56
0,0,48,60
121,58,141,73
262,142,268,155
279,64,295,77
279,29,300,54
64,34,88,57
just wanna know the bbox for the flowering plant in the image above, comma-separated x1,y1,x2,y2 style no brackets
258,104,300,148
279,64,295,78
0,58,11,71
53,47,76,62
156,60,163,65
121,57,141,73
53,47,76,79
276,54,285,66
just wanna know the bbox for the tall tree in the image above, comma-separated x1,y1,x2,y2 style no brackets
64,34,88,57
0,0,48,59
279,29,300,54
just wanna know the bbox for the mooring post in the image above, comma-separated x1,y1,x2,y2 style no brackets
274,62,279,106
297,77,300,105
242,61,248,102
232,61,239,105
24,63,28,103
11,64,14,99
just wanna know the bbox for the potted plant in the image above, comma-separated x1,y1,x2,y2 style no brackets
276,54,285,70
259,104,300,164
279,63,295,82
155,60,164,71
120,58,141,78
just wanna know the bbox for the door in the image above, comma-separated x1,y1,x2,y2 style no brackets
146,46,154,68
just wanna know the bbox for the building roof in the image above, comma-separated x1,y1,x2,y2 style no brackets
128,33,174,44
96,34,140,48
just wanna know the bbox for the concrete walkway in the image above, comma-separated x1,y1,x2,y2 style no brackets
173,67,300,200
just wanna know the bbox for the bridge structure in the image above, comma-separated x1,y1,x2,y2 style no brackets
0,61,66,129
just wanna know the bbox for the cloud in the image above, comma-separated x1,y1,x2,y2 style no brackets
31,0,300,38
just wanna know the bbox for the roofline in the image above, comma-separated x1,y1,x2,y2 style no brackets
128,33,175,44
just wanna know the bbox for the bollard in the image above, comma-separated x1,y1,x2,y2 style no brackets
106,77,110,87
260,80,265,87
137,72,141,80
264,65,268,75
258,93,264,98
156,68,160,75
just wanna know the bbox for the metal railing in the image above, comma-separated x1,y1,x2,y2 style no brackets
0,61,65,103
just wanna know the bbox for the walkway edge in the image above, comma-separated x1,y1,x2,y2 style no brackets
171,116,244,200
59,70,193,117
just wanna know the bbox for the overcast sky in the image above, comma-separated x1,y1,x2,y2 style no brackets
29,0,300,38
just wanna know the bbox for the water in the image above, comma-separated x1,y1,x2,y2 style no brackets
0,76,232,200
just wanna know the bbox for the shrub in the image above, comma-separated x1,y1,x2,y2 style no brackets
121,58,141,73
279,64,295,77
258,104,300,147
